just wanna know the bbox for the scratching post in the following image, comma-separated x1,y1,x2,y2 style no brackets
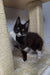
27,1,44,51
0,0,14,75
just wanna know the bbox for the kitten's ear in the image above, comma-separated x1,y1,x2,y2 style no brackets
25,20,29,28
16,16,21,25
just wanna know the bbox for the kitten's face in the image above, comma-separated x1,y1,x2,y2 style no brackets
14,17,29,37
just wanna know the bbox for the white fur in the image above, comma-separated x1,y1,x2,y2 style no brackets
24,47,30,52
16,32,26,37
16,32,22,37
36,50,42,59
10,31,16,41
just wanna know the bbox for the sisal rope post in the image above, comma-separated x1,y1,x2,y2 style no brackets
27,1,44,51
0,0,14,75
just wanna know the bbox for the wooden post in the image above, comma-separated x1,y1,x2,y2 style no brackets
0,0,14,75
27,1,44,51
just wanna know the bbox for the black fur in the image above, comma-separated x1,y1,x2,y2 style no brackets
14,16,29,35
14,16,43,61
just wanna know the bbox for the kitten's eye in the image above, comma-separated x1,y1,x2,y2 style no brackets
22,29,24,31
17,27,20,30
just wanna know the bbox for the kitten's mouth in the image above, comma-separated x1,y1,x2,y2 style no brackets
16,32,22,37
16,32,26,37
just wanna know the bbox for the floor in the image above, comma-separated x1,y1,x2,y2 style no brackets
12,48,50,75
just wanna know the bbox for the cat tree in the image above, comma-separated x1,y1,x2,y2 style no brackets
0,0,50,75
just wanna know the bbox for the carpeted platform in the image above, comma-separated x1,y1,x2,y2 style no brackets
12,49,50,75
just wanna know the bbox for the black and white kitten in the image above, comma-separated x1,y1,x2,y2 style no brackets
10,16,43,61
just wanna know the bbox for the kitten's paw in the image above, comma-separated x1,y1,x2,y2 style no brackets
22,51,27,61
23,57,27,61
36,50,42,60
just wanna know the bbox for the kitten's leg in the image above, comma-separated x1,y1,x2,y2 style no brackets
21,50,27,61
21,47,30,61
36,50,42,59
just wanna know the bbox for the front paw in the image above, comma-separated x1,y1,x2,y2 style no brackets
23,52,27,61
23,57,27,61
36,50,42,59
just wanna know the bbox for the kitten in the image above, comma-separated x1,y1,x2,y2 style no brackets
10,16,43,61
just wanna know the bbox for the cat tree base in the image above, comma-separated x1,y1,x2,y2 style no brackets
12,51,50,75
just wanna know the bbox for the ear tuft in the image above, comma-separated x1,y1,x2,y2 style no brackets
15,16,21,25
25,20,29,28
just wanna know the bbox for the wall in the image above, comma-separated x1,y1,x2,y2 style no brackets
4,1,50,52
5,8,29,51
43,1,50,51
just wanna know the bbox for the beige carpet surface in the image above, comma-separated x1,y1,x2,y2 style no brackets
11,50,50,75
